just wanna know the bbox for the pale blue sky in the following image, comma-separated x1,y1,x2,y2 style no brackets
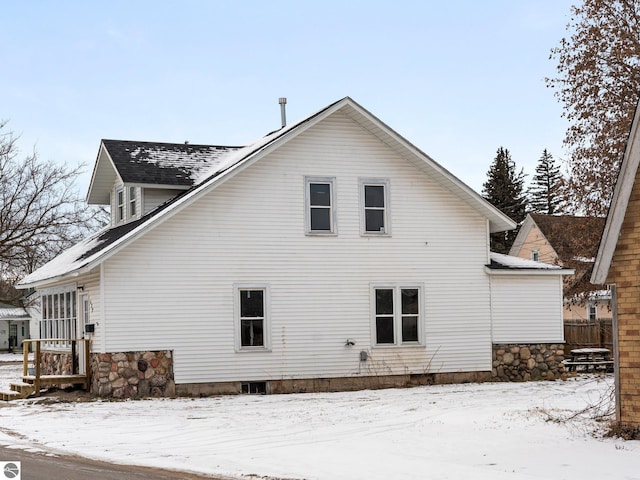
2,0,574,196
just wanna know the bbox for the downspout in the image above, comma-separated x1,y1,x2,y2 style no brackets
610,284,621,423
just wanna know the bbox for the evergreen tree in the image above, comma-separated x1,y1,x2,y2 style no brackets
482,147,527,253
528,149,562,215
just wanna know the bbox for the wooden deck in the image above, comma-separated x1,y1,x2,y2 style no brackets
0,338,91,401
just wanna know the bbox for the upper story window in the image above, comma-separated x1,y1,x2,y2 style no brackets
129,186,137,218
531,250,540,262
305,176,337,235
372,285,423,346
360,178,390,235
116,188,125,223
235,284,271,351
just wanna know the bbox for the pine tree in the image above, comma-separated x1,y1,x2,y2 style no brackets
528,149,562,215
482,147,527,253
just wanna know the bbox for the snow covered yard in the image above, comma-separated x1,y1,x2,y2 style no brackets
0,363,637,480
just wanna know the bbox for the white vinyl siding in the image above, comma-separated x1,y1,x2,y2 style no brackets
143,188,183,215
490,274,564,343
100,111,494,384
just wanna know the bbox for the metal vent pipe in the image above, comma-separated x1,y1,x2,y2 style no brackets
279,97,287,127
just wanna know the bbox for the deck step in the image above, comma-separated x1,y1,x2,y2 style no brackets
22,374,87,386
0,391,22,401
10,382,36,397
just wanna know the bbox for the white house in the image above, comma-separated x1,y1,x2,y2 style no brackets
0,302,30,352
16,97,571,398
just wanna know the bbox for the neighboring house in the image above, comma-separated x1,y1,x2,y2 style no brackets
509,213,608,322
592,99,640,428
0,302,30,352
16,97,572,398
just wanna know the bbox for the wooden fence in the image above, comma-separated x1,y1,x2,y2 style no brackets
564,318,613,352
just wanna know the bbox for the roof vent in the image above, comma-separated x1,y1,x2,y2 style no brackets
279,97,287,128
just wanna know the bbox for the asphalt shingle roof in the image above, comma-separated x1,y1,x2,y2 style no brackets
530,214,605,262
102,140,243,186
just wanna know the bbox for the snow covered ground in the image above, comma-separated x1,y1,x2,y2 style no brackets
0,359,637,480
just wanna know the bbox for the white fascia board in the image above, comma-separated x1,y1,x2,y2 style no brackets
484,267,574,276
86,142,123,204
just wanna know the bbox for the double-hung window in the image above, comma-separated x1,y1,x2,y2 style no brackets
360,178,390,235
305,176,336,235
372,285,423,346
116,188,125,223
235,285,270,351
129,186,137,218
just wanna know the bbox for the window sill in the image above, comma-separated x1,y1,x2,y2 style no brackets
306,231,338,236
372,343,425,349
236,347,272,353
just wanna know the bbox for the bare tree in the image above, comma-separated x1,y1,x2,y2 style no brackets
0,121,105,303
547,0,640,216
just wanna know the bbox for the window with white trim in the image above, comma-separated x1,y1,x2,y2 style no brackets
531,250,539,262
588,303,597,321
40,286,77,346
235,285,270,350
372,285,423,346
128,186,137,218
360,179,390,235
116,187,125,223
305,176,336,234
81,294,91,330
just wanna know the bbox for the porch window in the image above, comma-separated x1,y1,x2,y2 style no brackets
372,285,423,346
40,285,77,347
235,285,270,351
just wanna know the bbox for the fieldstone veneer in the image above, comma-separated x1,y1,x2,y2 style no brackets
90,350,175,398
492,343,566,381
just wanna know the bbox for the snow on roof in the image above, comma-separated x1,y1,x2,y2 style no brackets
0,302,29,319
103,140,243,186
488,252,565,270
18,97,517,288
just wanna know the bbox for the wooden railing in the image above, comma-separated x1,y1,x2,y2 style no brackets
22,339,91,394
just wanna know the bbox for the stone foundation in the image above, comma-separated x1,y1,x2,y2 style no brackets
175,370,493,397
90,350,175,398
492,343,566,382
40,350,75,375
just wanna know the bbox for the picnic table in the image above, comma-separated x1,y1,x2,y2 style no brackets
564,348,614,373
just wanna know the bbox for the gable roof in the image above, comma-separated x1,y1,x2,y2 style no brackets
592,99,640,284
87,140,242,204
18,97,516,289
511,213,605,264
